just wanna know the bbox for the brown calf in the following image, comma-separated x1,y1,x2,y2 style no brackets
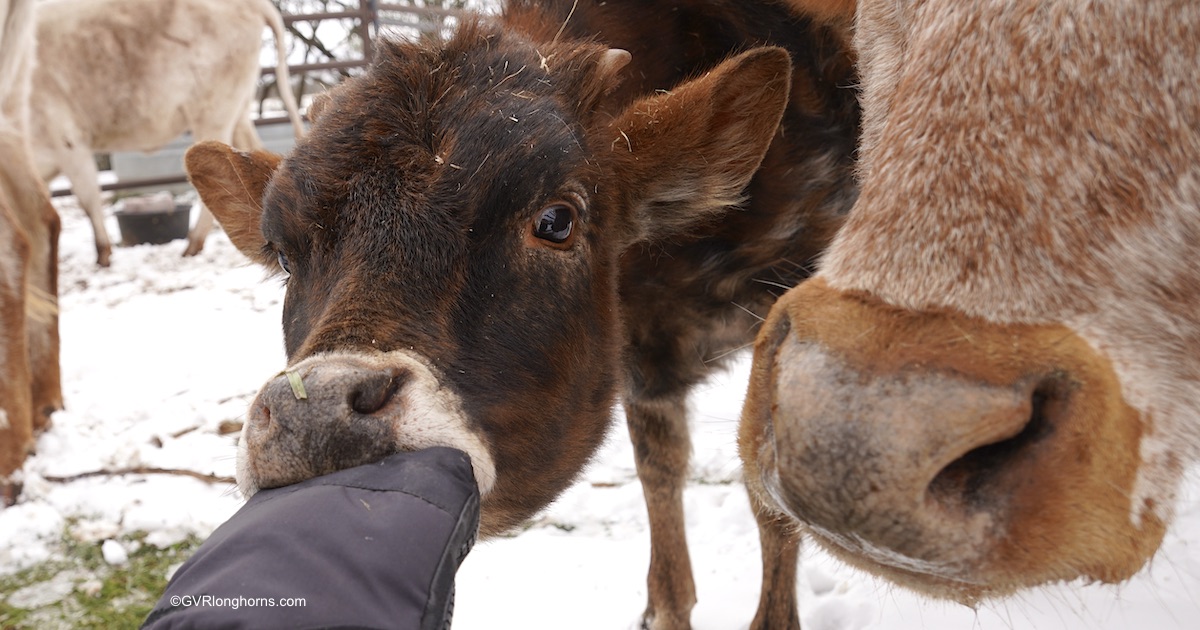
187,1,858,628
743,0,1200,622
1,0,62,503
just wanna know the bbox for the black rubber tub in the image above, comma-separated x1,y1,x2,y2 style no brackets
116,203,191,246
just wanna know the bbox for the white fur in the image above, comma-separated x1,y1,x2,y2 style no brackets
28,0,303,259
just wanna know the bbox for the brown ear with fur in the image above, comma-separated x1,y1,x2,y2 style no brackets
607,46,792,244
184,141,282,271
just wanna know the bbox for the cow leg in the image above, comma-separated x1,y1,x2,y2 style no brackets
182,201,214,257
56,142,112,267
13,159,62,427
747,487,802,630
625,392,696,630
184,117,249,257
230,115,265,152
0,183,35,501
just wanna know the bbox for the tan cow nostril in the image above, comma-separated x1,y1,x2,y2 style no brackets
349,369,405,415
926,381,1059,512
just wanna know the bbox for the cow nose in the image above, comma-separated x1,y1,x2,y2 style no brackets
761,338,1056,567
243,361,410,489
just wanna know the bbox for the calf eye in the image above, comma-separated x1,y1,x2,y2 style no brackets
533,203,576,244
277,250,292,275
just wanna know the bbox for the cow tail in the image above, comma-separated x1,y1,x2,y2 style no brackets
260,0,306,140
0,0,36,108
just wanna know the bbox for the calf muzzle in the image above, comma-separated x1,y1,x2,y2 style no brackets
740,278,1166,602
244,360,407,490
236,350,496,504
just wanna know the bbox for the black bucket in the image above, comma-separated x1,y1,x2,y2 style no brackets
115,204,191,246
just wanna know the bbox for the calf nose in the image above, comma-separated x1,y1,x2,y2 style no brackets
243,362,409,489
762,337,1050,568
743,279,1161,599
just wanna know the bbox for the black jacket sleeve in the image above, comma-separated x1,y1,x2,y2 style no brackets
142,447,480,630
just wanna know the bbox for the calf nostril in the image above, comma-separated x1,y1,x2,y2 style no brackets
248,401,272,432
349,369,404,415
927,381,1060,510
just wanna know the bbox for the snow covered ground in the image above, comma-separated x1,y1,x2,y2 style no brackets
2,199,1199,629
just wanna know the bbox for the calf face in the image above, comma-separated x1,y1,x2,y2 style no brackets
743,0,1200,604
188,21,791,535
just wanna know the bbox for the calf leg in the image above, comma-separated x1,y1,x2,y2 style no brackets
0,130,61,449
231,116,265,152
625,393,696,630
183,117,247,257
748,488,802,630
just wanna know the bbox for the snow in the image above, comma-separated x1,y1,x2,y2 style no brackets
2,200,1199,629
100,539,128,566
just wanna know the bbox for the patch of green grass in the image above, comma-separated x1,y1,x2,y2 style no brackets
1,529,203,630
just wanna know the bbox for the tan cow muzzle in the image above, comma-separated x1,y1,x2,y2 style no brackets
739,278,1166,602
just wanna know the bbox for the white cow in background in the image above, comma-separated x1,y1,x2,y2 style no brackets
29,0,304,266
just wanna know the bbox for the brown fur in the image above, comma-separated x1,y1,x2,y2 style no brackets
781,0,856,25
184,146,282,270
0,177,35,493
188,2,860,628
743,0,1200,607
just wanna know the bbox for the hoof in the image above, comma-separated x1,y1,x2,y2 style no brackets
639,611,691,630
2,480,22,507
182,239,205,257
33,405,59,433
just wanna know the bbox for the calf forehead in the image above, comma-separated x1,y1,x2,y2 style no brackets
263,32,591,253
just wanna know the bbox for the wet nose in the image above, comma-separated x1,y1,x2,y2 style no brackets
244,362,410,489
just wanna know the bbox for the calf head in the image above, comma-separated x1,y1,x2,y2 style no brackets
743,0,1200,604
187,21,791,535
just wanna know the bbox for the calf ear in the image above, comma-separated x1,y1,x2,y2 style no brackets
607,47,792,244
185,141,282,269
